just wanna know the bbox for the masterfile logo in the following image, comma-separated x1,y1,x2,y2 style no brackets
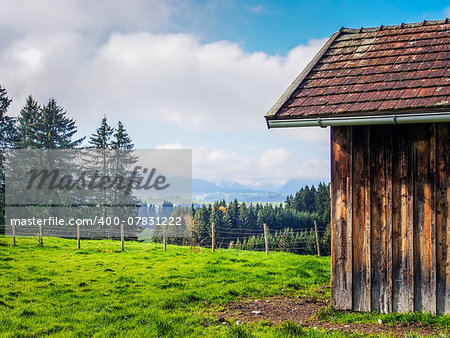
4,149,192,239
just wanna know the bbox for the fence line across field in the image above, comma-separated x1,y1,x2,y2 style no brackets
7,221,325,255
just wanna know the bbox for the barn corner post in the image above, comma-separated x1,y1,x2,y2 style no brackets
330,126,352,310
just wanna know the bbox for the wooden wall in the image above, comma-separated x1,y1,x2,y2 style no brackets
330,123,449,314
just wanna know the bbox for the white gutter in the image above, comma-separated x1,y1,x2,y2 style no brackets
267,112,450,129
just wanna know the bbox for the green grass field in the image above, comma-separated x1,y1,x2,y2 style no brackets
0,236,331,337
1,237,449,337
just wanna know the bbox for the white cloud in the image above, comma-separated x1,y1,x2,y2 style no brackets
155,142,184,149
0,0,173,38
1,28,326,133
153,143,329,184
0,1,331,185
270,127,330,144
192,146,329,185
17,49,43,69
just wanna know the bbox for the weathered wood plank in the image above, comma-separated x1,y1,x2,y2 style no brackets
413,124,435,312
364,127,372,312
385,126,393,313
346,127,353,308
429,124,437,314
392,125,410,312
370,125,388,312
351,126,372,312
330,126,352,310
406,125,415,312
436,123,450,314
352,126,369,312
391,125,401,312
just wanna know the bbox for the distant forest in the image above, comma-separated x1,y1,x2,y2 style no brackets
163,183,332,255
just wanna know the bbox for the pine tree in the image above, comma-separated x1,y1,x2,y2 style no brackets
35,98,84,149
110,120,136,178
305,185,316,213
210,202,223,229
193,207,210,245
248,204,257,227
89,116,113,149
228,199,239,227
109,120,138,232
0,85,16,229
238,202,249,228
16,95,41,149
315,183,331,226
111,121,133,149
321,223,332,256
0,87,16,150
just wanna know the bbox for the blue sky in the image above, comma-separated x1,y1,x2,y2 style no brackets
176,0,448,54
1,1,449,188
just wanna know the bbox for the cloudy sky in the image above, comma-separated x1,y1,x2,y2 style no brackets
1,0,448,188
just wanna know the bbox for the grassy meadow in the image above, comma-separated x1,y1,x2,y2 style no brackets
0,236,331,337
2,237,449,337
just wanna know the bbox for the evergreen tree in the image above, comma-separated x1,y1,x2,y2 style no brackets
305,185,316,213
16,95,41,148
248,204,257,227
315,183,331,226
321,223,332,256
112,121,133,149
228,199,239,227
192,206,210,246
0,87,16,149
87,118,140,235
210,202,223,229
89,116,113,149
110,120,138,229
237,202,249,228
35,98,84,149
110,121,136,170
0,85,16,229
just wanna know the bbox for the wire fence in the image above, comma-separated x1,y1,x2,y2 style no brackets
3,221,331,256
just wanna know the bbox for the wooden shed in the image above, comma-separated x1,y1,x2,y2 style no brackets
265,20,450,314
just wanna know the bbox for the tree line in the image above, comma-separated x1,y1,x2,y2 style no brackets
1,83,332,255
163,183,332,255
0,84,134,229
231,227,331,256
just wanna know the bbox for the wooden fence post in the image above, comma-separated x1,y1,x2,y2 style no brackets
38,223,43,246
263,223,269,255
12,223,16,246
77,223,81,250
211,222,215,253
163,224,167,251
120,223,124,252
314,220,321,256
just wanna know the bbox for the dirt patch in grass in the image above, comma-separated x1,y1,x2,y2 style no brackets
217,297,446,337
217,296,324,325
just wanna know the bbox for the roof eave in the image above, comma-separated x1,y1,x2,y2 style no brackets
264,30,342,120
267,111,450,128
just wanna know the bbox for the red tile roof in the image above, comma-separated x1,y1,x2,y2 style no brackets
266,20,450,121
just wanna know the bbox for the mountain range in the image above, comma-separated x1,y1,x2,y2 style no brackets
192,178,325,203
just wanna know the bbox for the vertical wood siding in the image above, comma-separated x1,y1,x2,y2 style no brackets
330,123,450,314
